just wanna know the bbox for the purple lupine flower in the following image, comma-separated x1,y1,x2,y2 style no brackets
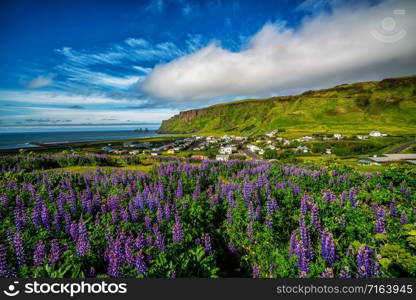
124,236,135,266
289,231,298,257
41,202,50,229
175,180,183,199
172,216,184,243
243,182,252,203
339,266,351,278
120,208,129,223
204,234,212,255
227,190,235,207
349,188,357,208
157,208,163,224
227,243,237,254
389,200,398,217
299,215,313,260
356,246,381,278
321,267,334,278
400,211,409,224
69,222,78,241
107,239,122,278
33,240,46,267
311,205,320,229
375,206,386,234
49,239,61,263
136,250,147,275
0,244,8,277
321,228,336,265
340,191,347,208
13,233,25,268
252,263,260,278
255,205,261,221
145,235,153,247
129,200,138,222
144,215,151,231
53,211,61,232
388,182,394,192
164,203,171,221
107,255,121,278
134,232,144,250
170,270,176,278
153,224,165,252
300,192,308,215
295,241,309,276
14,196,26,232
76,221,91,256
63,211,71,233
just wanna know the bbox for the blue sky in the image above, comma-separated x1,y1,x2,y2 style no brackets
0,0,415,130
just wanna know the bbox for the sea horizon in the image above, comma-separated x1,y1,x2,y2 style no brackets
0,124,164,149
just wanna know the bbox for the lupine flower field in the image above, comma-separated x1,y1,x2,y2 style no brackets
0,154,415,278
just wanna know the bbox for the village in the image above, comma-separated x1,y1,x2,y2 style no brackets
99,129,415,166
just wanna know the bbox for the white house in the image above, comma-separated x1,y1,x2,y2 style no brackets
298,136,315,142
296,146,309,153
265,130,277,138
129,150,140,155
357,135,369,140
334,133,342,140
216,154,229,161
247,144,260,152
325,148,332,155
369,131,382,137
219,146,233,155
102,146,113,153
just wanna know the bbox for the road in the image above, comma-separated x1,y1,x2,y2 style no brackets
387,141,416,154
242,149,262,161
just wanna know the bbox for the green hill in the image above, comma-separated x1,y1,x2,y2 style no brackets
158,75,416,137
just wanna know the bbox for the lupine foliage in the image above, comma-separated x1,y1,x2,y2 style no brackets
0,156,415,278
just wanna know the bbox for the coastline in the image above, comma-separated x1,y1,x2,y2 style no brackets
0,133,188,154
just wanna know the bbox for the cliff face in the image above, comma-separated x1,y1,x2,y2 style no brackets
157,75,416,135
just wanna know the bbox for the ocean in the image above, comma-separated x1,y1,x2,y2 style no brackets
0,126,165,150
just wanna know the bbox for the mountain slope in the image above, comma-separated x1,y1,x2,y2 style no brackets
158,75,416,136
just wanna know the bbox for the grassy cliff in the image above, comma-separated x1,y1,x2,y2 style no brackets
158,75,416,137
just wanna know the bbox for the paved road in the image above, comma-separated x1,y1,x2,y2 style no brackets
242,149,262,161
387,141,416,154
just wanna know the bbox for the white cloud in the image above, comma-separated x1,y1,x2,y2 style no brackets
27,74,55,89
0,90,144,105
142,0,416,102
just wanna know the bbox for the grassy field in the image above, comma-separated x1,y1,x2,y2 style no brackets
49,165,154,174
158,75,416,137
